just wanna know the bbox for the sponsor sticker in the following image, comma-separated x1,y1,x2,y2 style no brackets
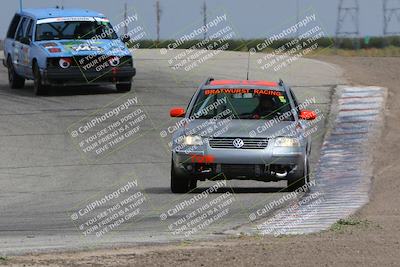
37,17,109,24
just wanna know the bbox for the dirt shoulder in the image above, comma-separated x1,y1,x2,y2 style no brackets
2,56,400,267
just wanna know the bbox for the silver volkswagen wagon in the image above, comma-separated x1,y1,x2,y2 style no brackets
169,78,317,193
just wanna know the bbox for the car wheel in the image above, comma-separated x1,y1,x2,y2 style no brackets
170,160,190,193
33,63,48,96
116,83,131,92
188,178,197,191
287,158,309,192
7,57,25,89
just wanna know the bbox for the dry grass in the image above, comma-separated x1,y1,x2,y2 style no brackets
308,46,400,57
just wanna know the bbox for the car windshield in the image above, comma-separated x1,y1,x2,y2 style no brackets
190,88,294,120
35,20,118,41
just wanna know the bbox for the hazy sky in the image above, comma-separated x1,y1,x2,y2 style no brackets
1,0,396,39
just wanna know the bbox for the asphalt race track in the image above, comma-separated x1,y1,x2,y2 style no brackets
0,49,345,254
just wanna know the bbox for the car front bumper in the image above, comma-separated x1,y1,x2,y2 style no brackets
172,144,306,181
43,66,136,86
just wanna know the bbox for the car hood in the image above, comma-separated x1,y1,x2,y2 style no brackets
37,39,131,57
182,119,299,138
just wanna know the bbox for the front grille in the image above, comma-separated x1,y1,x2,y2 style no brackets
220,164,264,178
208,137,268,149
221,164,256,173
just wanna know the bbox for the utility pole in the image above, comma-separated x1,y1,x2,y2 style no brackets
156,1,162,44
335,0,360,48
296,0,300,38
201,1,207,40
124,2,128,36
383,0,400,36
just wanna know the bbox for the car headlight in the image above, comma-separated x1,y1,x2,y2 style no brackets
109,57,120,67
178,135,203,146
59,58,71,69
274,137,300,147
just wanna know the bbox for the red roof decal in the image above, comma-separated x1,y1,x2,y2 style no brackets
209,80,278,87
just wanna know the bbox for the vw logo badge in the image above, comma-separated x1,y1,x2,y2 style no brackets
232,138,244,148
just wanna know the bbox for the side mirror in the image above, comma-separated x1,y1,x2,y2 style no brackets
170,107,185,117
20,37,31,45
121,35,131,43
299,110,317,120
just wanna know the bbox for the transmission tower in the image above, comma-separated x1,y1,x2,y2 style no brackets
383,0,400,35
155,1,162,43
56,0,64,9
201,1,207,40
336,0,360,38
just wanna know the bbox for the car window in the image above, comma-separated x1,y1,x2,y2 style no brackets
186,91,198,111
15,17,28,42
7,14,21,39
25,19,34,41
190,89,294,120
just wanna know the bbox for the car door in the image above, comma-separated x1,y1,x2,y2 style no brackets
20,18,34,78
4,14,21,66
13,17,29,75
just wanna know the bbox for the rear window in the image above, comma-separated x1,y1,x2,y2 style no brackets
190,88,294,120
26,19,34,40
15,17,28,42
7,14,21,39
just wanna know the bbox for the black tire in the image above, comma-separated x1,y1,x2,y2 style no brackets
287,159,309,192
170,160,190,193
188,178,197,191
33,63,48,96
7,57,25,89
116,83,131,92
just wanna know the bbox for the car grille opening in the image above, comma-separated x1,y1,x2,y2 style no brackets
208,137,269,149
